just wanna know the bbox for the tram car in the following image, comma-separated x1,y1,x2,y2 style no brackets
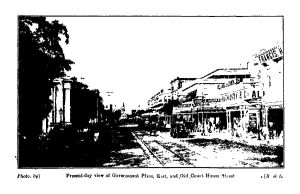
170,120,189,138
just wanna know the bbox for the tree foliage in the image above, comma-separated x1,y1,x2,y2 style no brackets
18,16,74,138
70,78,103,130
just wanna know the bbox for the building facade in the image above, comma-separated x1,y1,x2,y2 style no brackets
42,77,103,133
170,77,199,101
152,43,283,138
147,88,172,110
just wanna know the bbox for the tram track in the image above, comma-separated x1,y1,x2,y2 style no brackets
131,131,165,166
133,130,258,167
132,131,195,167
153,140,196,167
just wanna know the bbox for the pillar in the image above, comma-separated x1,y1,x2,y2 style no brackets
226,110,231,132
63,81,71,124
265,106,269,129
56,83,63,123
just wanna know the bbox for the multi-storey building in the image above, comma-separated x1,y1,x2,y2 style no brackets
147,88,172,110
170,77,199,101
172,68,252,130
167,43,283,136
145,42,283,138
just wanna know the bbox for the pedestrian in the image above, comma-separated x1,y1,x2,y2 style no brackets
236,119,242,138
208,120,212,133
232,118,237,137
202,120,207,136
261,125,268,140
217,120,222,133
149,116,157,136
275,123,282,138
212,122,216,133
268,121,274,140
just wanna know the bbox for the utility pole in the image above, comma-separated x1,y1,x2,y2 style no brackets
201,91,207,132
202,92,204,130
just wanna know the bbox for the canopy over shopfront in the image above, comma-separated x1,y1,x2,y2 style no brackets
141,112,160,117
173,101,195,114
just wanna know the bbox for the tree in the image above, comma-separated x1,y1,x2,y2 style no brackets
18,16,74,140
113,109,122,121
70,78,104,130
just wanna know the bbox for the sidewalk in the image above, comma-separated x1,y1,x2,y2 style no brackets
157,130,283,147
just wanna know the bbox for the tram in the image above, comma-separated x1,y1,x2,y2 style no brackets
170,114,190,138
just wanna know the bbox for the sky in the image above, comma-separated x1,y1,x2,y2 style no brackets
50,16,283,112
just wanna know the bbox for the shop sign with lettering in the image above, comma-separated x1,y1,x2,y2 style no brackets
218,78,242,89
250,104,261,109
268,104,283,109
226,106,239,110
255,45,283,64
193,98,220,106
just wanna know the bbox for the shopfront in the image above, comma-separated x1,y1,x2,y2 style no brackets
252,43,283,132
264,103,284,137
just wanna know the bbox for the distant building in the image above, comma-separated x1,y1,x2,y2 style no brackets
147,88,172,110
102,91,117,111
120,102,127,119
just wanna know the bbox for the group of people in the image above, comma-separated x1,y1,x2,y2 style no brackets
231,117,282,141
181,118,224,136
261,121,282,140
140,114,283,141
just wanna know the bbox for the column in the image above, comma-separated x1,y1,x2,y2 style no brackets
56,82,63,123
63,81,71,124
265,106,269,129
226,110,231,132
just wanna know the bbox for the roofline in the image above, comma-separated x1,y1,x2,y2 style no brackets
200,67,249,79
170,77,200,84
182,82,222,92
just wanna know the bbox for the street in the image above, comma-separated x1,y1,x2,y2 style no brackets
98,125,283,168
18,16,284,170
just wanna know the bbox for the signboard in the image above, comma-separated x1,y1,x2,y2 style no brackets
226,106,239,111
193,98,220,106
185,90,197,102
255,45,283,64
178,103,194,108
218,78,242,89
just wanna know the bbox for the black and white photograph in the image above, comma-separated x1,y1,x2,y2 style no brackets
18,16,284,168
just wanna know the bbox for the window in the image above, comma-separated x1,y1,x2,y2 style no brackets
178,82,182,89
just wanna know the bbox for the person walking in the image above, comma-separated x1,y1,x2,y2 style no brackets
268,121,275,140
232,118,237,138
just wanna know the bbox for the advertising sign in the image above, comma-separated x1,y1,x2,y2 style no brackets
255,45,283,64
193,98,220,106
